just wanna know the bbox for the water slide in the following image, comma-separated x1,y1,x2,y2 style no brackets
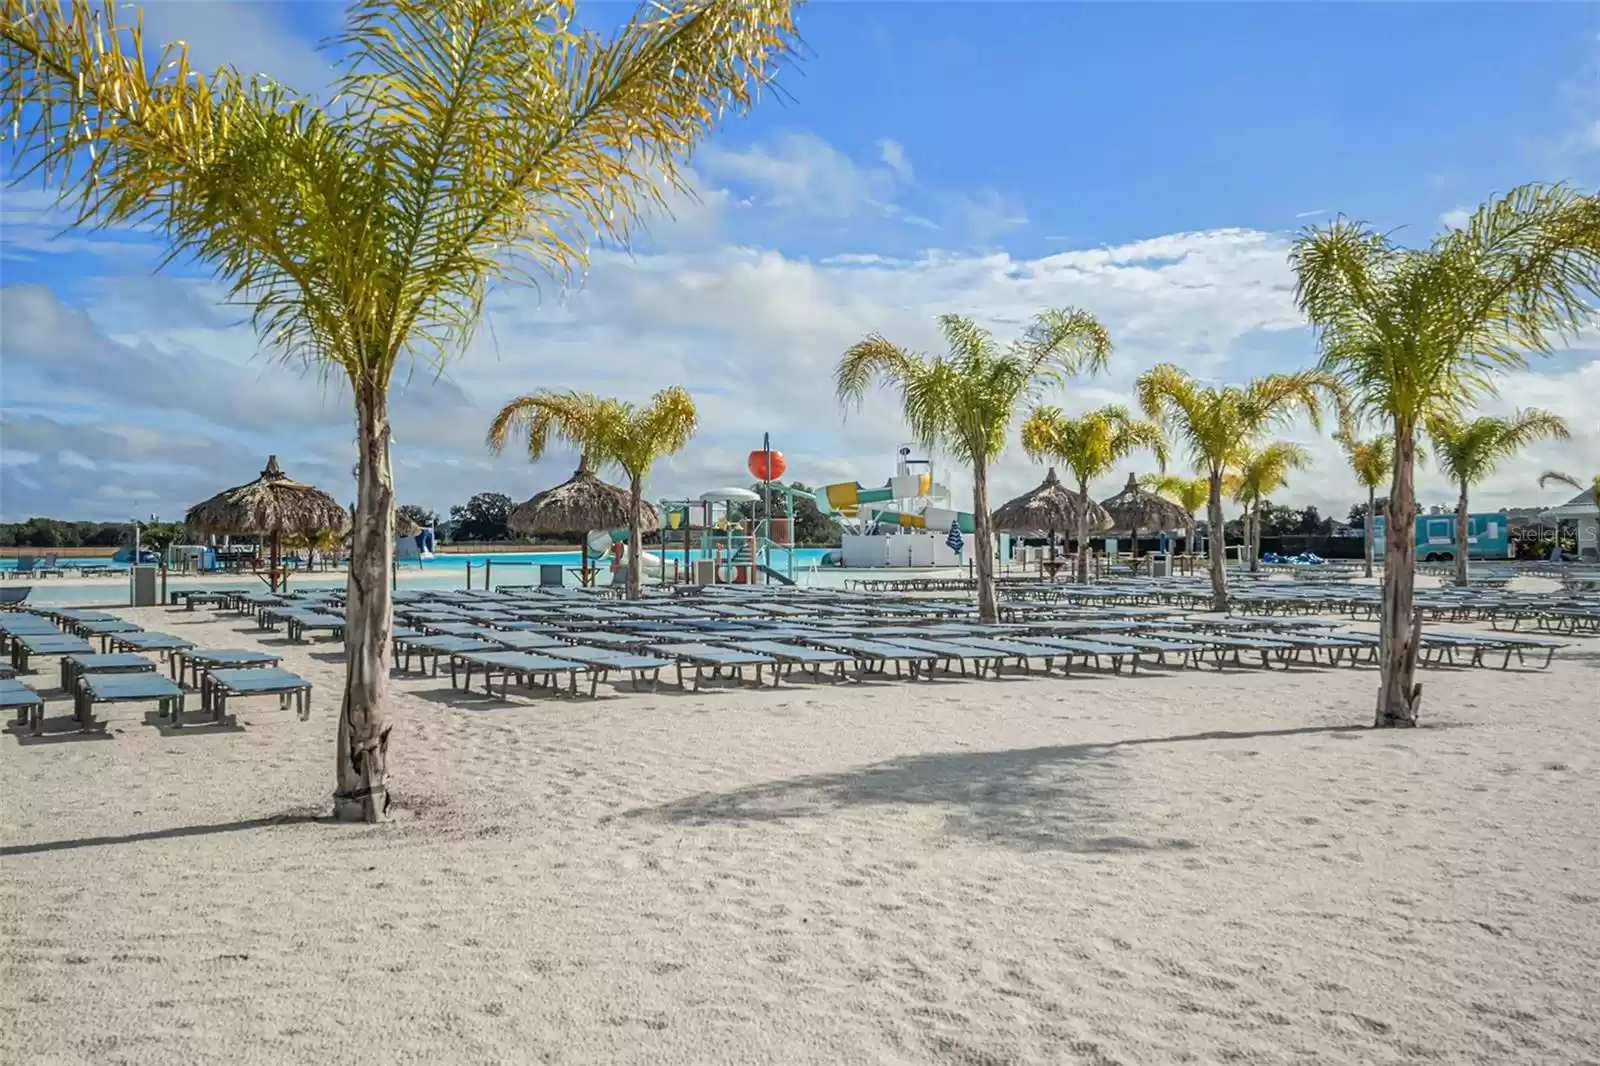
801,477,976,535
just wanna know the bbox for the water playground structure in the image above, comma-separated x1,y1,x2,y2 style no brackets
656,443,982,582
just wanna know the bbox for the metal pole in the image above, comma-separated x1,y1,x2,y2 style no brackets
760,433,773,585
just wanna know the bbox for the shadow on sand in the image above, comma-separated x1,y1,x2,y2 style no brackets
622,724,1366,854
0,811,325,858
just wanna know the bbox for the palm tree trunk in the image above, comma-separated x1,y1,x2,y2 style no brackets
335,380,395,822
1364,487,1375,579
1206,468,1228,612
1077,476,1091,584
1246,505,1260,573
1248,505,1260,573
1377,423,1421,728
627,476,645,600
1453,482,1470,587
972,454,997,623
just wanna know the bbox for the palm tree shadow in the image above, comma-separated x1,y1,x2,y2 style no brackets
623,724,1365,854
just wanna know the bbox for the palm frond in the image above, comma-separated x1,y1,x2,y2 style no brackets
1429,408,1569,487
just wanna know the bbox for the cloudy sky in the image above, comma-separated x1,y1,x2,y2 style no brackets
3,1,1598,525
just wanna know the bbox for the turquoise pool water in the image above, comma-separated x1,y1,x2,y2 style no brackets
2,547,834,572
5,546,841,605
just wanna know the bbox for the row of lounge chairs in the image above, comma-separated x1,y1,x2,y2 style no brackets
0,608,312,736
164,582,1574,705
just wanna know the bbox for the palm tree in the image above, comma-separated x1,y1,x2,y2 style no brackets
1539,469,1600,503
487,388,697,599
1292,183,1600,726
1,0,799,820
1336,430,1394,578
1430,410,1570,585
1020,405,1166,580
837,310,1113,622
1229,441,1312,572
1141,474,1210,558
1135,365,1341,611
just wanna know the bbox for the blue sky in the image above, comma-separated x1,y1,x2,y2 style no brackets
4,1,1598,523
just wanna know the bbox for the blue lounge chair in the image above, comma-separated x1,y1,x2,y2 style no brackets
647,643,778,690
201,667,312,725
448,649,594,697
1,677,47,733
61,652,156,696
170,648,283,687
76,671,185,730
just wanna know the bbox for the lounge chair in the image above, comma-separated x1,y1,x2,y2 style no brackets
10,633,96,674
1,678,48,733
285,611,346,643
8,556,38,580
647,643,778,690
60,652,156,696
70,618,145,650
200,667,312,725
1011,636,1143,673
394,635,505,675
0,613,59,653
720,640,853,684
76,671,185,731
804,637,937,679
869,636,1007,678
0,586,32,610
170,648,283,687
448,649,595,697
103,632,196,660
1144,630,1290,669
553,646,672,691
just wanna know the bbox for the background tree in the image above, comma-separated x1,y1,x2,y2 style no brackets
447,492,513,543
1430,410,1569,585
1294,183,1600,726
1020,404,1166,580
836,309,1113,622
1141,474,1210,557
1336,430,1394,577
1136,365,1340,610
396,504,439,531
1228,441,1311,572
732,482,842,546
1,0,799,819
1296,506,1334,537
487,387,698,598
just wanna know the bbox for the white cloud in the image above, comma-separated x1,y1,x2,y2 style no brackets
1438,207,1472,230
877,138,915,182
5,116,1597,526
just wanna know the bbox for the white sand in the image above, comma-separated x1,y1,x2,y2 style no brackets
3,605,1598,1065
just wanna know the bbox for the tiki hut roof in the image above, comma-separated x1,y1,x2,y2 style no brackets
990,468,1113,536
185,455,349,537
1099,473,1194,534
508,468,661,536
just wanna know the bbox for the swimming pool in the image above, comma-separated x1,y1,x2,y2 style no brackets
1,547,835,572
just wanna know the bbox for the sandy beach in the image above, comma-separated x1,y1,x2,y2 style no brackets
3,604,1598,1065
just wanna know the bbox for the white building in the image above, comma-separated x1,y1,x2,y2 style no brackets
1540,488,1599,561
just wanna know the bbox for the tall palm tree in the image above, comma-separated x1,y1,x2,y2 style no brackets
1336,430,1394,578
1292,183,1600,726
1430,410,1570,585
1,0,799,820
488,387,698,599
1229,441,1312,572
1141,474,1210,557
1019,405,1166,580
1135,365,1341,611
837,310,1113,622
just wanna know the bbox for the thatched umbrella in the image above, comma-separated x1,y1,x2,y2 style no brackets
1099,472,1194,558
991,467,1112,578
508,468,660,585
186,455,349,592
